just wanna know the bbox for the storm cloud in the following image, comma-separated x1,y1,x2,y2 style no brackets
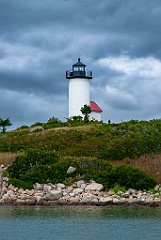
0,0,161,129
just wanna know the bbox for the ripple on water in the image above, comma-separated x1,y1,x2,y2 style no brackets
0,205,161,240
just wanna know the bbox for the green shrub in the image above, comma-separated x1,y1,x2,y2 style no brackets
20,165,50,184
49,161,74,183
7,148,59,179
109,165,156,190
30,122,44,127
8,178,33,190
7,153,156,191
18,125,29,129
75,159,113,189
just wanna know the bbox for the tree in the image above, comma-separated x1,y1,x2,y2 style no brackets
80,105,91,123
47,116,59,123
0,117,12,133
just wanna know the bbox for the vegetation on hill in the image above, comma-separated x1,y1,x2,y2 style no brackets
1,117,161,190
6,148,155,190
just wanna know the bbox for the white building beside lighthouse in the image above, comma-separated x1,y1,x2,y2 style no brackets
66,58,102,121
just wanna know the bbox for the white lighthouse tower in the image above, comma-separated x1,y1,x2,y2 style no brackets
66,58,92,118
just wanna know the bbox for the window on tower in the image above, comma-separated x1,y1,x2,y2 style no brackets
73,67,79,71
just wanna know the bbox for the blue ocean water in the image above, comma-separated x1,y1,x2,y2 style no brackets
0,205,161,240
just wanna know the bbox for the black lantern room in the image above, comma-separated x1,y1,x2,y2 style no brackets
66,58,92,79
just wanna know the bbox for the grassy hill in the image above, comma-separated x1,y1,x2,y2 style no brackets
0,119,161,186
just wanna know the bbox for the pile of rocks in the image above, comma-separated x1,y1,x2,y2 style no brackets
0,180,161,206
0,164,161,206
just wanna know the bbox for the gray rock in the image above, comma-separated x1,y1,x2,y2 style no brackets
73,188,84,194
80,196,94,203
113,198,121,205
80,183,87,189
15,199,26,205
29,126,44,133
3,177,8,182
45,190,62,200
85,183,104,192
56,183,65,189
7,190,15,196
99,197,113,204
25,189,34,196
91,198,99,204
128,188,137,194
76,180,85,188
34,183,43,191
68,197,80,203
67,166,76,174
154,185,160,191
2,194,9,201
25,197,37,205
43,184,52,192
1,187,7,195
18,195,28,200
69,192,75,197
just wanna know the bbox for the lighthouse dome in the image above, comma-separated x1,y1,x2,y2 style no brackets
66,58,92,79
72,58,86,71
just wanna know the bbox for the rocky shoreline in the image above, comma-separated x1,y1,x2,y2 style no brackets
0,164,161,206
0,179,161,207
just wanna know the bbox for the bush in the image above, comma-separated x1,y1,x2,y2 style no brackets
8,178,33,190
7,148,59,179
18,125,29,129
6,150,156,191
30,122,44,127
49,161,75,183
109,165,156,190
75,159,113,189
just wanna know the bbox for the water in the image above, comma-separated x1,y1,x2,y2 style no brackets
0,205,161,240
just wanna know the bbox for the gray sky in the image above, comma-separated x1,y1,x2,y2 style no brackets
0,0,161,129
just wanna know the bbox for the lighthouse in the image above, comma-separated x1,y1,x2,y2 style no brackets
66,58,92,118
66,58,103,121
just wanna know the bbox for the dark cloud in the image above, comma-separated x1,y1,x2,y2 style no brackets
0,0,161,129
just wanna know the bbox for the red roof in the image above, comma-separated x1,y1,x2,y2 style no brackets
90,101,103,112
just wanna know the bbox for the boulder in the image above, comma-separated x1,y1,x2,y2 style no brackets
80,183,87,189
99,197,113,204
45,190,62,200
2,194,9,201
67,166,76,174
80,196,94,204
1,187,7,195
25,197,37,205
56,183,65,189
69,192,75,197
91,198,99,204
34,183,43,191
73,188,84,195
15,199,26,205
76,180,85,188
25,189,34,196
113,198,121,205
68,197,80,203
29,126,44,133
43,184,52,192
85,183,104,192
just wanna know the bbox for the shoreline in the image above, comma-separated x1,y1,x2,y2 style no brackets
0,178,161,207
